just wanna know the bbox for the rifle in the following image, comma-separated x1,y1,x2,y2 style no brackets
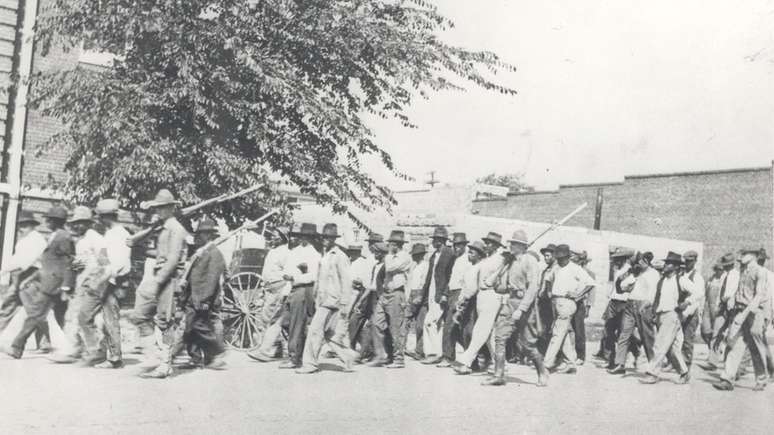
127,184,264,247
527,202,588,249
177,209,278,293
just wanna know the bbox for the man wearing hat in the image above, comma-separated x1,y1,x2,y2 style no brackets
700,253,738,370
570,250,594,365
700,261,725,353
438,232,472,368
368,230,412,368
756,248,774,379
713,248,770,391
402,242,429,360
415,226,455,366
536,244,557,355
453,240,492,373
608,252,659,375
131,189,189,369
541,244,595,376
3,205,76,360
276,223,321,369
350,242,388,362
676,250,705,370
296,224,359,374
640,252,695,385
479,230,549,386
48,206,113,364
0,211,49,349
78,199,132,368
595,247,636,367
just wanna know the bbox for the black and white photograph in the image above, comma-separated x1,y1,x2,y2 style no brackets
0,0,772,434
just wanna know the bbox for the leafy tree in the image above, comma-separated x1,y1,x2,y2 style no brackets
30,0,516,226
476,172,534,193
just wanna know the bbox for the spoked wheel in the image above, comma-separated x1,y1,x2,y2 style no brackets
221,272,265,351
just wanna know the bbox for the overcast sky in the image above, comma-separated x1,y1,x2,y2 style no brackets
365,0,774,191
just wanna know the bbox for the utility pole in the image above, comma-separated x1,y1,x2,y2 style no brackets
593,188,604,230
425,171,439,189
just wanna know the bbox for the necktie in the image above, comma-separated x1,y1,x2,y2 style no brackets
423,251,437,291
719,273,729,301
653,276,665,311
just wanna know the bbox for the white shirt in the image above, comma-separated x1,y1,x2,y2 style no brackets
461,262,482,300
104,224,132,281
408,259,429,291
75,228,110,288
609,263,631,301
350,256,372,288
283,243,320,290
3,230,47,272
723,268,741,308
681,268,706,316
551,262,595,298
448,253,471,291
263,244,290,283
655,274,696,313
628,267,660,301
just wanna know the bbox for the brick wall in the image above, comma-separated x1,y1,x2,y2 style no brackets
473,165,774,276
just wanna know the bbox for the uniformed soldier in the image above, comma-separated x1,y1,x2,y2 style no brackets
131,189,189,369
480,230,549,387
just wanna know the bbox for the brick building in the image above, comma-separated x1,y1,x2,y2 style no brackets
472,164,774,276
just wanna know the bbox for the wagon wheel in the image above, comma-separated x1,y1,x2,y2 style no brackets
221,272,265,351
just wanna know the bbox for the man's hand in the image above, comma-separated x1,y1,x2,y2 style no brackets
452,310,463,325
283,274,294,282
439,295,448,307
71,259,86,272
511,309,523,322
676,301,690,312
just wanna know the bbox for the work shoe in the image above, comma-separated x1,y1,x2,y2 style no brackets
405,351,424,361
607,365,626,375
753,382,767,392
422,355,443,365
47,353,79,364
139,366,172,379
575,358,585,366
295,366,320,374
712,379,734,391
675,372,691,385
366,359,389,368
385,361,405,369
278,360,300,369
453,364,473,375
436,359,452,368
556,365,577,375
0,345,21,360
481,377,506,386
698,362,718,372
638,374,659,384
94,360,125,369
205,359,227,370
549,361,568,373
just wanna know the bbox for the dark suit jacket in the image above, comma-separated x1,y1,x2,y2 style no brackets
38,229,75,296
423,246,455,304
188,245,226,310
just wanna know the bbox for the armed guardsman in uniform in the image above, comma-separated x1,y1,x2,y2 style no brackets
132,189,189,369
142,218,227,378
484,230,549,386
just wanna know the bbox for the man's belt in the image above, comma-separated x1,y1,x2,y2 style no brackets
383,286,405,294
551,294,573,300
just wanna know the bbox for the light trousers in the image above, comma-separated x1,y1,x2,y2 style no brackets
301,306,353,368
544,298,578,368
457,291,500,367
422,299,444,357
647,311,687,375
721,310,768,382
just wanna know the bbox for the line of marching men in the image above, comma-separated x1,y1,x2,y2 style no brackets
0,190,229,379
597,247,773,391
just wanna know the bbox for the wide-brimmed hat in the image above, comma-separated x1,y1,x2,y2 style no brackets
662,251,684,265
683,250,698,261
740,248,761,257
718,253,735,267
43,205,68,221
573,250,590,264
95,198,120,215
387,230,406,244
291,222,318,237
431,226,449,240
196,217,218,233
610,247,634,259
540,244,556,255
320,223,340,239
758,248,769,260
18,211,40,226
554,244,571,259
508,229,529,245
140,189,181,210
482,232,503,246
468,241,486,256
67,206,94,224
451,232,468,245
367,233,384,243
410,243,427,256
634,251,653,266
712,263,723,271
372,242,388,254
652,260,665,271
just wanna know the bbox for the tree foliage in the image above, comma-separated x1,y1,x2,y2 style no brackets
30,0,516,226
476,172,534,193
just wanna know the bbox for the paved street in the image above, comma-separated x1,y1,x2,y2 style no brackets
0,341,772,435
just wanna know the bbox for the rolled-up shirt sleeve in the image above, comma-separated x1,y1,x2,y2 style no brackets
3,231,47,272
